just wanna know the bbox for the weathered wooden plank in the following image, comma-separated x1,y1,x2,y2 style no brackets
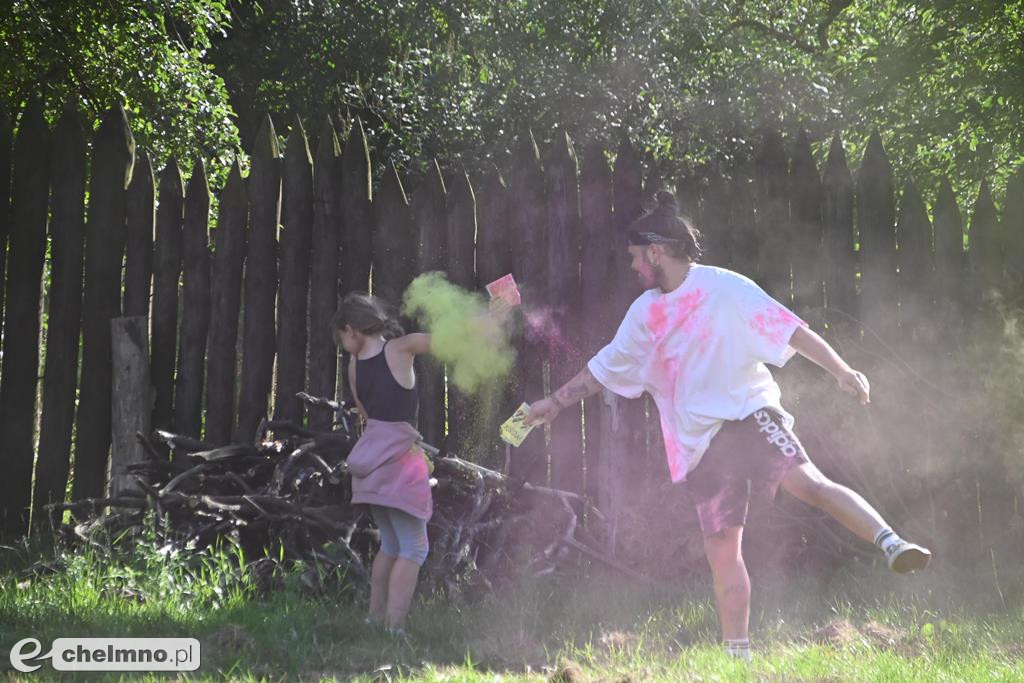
0,108,11,337
274,118,314,423
579,139,614,505
340,117,373,296
110,316,151,496
236,114,282,443
0,99,49,533
307,115,342,430
675,166,701,222
967,181,1001,309
411,159,447,446
856,131,898,340
150,158,184,432
821,134,856,327
475,166,515,468
205,161,247,445
372,162,415,306
1003,168,1024,301
444,165,477,458
174,160,211,438
789,130,824,319
609,135,648,485
932,177,965,328
446,166,476,291
701,169,731,268
728,163,759,280
73,104,135,500
123,149,155,318
612,135,643,236
642,157,665,211
72,104,135,500
895,181,934,342
755,131,791,303
508,132,546,481
35,102,86,525
545,132,583,493
476,167,511,289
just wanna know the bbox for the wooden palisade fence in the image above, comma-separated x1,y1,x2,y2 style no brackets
0,100,1023,540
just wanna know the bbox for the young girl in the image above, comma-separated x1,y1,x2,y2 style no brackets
333,293,432,631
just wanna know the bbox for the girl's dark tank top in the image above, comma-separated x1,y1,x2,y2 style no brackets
355,342,418,424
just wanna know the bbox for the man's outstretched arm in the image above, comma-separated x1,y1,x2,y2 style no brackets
788,326,870,404
524,366,604,426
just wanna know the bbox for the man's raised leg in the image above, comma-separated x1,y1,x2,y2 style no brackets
781,462,930,572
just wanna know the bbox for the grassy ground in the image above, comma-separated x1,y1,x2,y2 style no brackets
1,538,1022,682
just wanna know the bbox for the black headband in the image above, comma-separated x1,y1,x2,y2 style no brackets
628,230,681,246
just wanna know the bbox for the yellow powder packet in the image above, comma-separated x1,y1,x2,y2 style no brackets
500,402,536,447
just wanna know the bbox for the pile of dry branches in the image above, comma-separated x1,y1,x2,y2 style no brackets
45,394,631,596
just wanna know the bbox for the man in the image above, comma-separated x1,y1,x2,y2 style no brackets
525,191,931,661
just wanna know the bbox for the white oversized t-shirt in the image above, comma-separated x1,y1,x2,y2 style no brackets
587,265,807,482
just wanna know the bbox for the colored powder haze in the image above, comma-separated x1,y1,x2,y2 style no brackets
401,272,515,393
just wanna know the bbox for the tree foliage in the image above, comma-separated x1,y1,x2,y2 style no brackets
1,0,239,175
207,0,1023,200
2,0,1021,199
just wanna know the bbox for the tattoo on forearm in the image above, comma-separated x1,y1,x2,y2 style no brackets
553,368,598,406
563,384,590,400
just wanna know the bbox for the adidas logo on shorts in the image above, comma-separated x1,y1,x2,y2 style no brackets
753,410,800,457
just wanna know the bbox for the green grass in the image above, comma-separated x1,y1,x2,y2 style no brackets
1,538,1022,681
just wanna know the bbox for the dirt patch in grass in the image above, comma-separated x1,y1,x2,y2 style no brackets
810,618,922,656
547,660,635,683
597,630,640,652
466,625,547,670
204,623,258,654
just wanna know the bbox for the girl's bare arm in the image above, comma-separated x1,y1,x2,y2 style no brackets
391,332,431,357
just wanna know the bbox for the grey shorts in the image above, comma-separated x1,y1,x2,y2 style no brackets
370,505,430,565
684,407,810,537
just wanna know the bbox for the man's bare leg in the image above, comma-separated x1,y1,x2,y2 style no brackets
781,462,931,572
703,525,751,641
780,462,885,543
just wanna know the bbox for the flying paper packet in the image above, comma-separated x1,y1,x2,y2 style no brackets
500,402,536,447
486,273,522,308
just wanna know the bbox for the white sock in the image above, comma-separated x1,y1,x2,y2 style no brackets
874,528,901,551
723,638,752,661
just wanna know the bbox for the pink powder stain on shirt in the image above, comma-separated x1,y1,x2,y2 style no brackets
673,289,706,332
663,428,691,481
749,305,804,346
694,326,713,355
647,297,671,338
651,355,681,397
645,289,709,481
646,288,706,340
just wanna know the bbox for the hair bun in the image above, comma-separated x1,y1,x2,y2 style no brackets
654,189,677,212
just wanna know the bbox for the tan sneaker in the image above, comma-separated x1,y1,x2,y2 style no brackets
884,539,932,573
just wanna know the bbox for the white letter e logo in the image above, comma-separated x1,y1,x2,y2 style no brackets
10,637,49,673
